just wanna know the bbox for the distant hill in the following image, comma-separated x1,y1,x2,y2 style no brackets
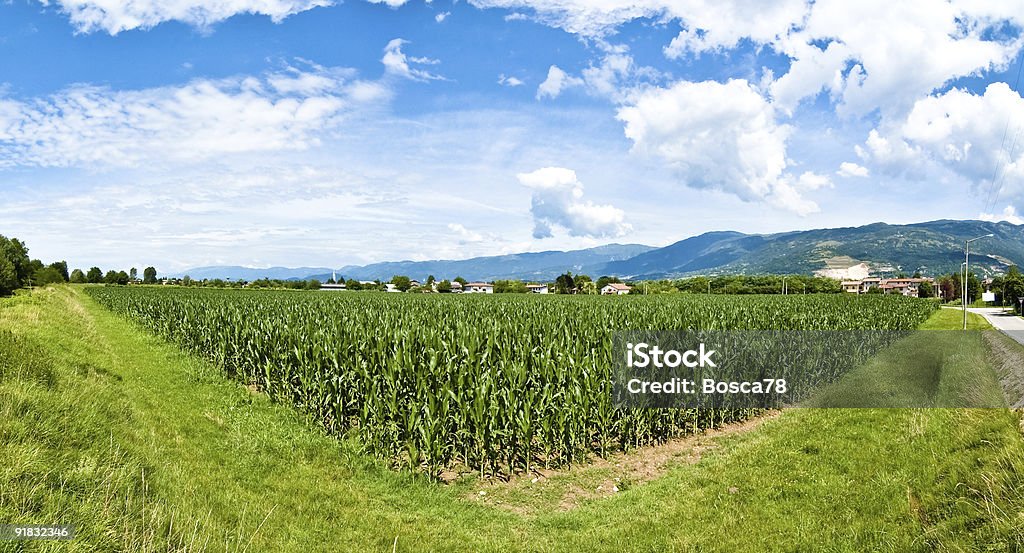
598,220,1024,279
319,244,655,282
170,266,334,281
173,220,1024,283
174,244,653,282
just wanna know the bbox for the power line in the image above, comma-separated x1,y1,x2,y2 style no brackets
983,49,1024,212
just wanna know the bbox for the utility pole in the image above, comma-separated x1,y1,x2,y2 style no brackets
964,234,994,330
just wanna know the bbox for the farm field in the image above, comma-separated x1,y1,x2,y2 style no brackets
84,287,937,477
2,286,1024,551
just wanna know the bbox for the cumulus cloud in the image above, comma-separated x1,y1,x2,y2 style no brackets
617,79,823,215
837,161,869,178
536,66,583,99
980,206,1024,225
770,1,1020,117
435,11,450,22
473,1,1023,119
382,39,446,81
858,83,1024,203
498,74,525,87
0,63,387,168
41,0,334,34
517,167,630,238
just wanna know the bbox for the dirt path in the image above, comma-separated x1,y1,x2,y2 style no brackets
469,410,782,514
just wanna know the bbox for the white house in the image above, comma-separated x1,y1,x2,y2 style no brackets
601,283,632,295
840,277,934,297
463,282,494,294
526,284,548,294
450,281,463,293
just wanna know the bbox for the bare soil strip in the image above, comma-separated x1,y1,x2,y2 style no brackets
467,410,782,513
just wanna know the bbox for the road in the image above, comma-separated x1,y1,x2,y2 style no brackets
967,307,1024,346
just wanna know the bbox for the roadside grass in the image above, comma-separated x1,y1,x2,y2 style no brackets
0,287,1022,551
804,310,1004,408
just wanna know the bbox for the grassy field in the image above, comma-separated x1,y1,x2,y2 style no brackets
2,286,1024,551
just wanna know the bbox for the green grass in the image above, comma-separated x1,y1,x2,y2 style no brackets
922,307,994,330
2,286,1024,551
804,310,1004,408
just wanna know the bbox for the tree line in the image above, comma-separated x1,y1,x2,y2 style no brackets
1,234,161,296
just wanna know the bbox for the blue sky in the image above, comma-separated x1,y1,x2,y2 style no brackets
3,0,1024,272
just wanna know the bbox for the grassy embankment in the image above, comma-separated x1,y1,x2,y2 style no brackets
2,286,1023,551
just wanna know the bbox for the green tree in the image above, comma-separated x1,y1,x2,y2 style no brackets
426,275,436,287
129,268,138,282
0,257,17,296
595,276,620,290
436,279,452,293
103,270,119,284
391,275,412,292
1003,266,1024,314
345,279,362,291
494,280,527,293
918,281,934,299
306,279,321,290
48,261,69,282
70,269,86,284
555,272,575,294
966,272,981,304
143,266,157,284
86,267,103,283
34,266,65,286
454,276,467,286
0,235,31,287
866,286,883,295
182,275,193,287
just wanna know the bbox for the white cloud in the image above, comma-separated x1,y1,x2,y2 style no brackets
472,1,1024,120
0,63,385,168
498,74,525,87
980,205,1024,225
859,83,1024,200
382,39,446,81
536,53,660,101
837,161,869,178
469,0,669,38
772,1,1020,117
617,78,821,215
517,167,630,238
536,65,583,99
448,223,485,242
435,11,450,22
41,0,334,34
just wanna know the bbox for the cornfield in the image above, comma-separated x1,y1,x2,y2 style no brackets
86,288,936,478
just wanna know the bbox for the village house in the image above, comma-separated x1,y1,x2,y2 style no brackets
601,283,632,295
526,284,548,294
840,277,934,298
450,281,463,292
463,282,494,294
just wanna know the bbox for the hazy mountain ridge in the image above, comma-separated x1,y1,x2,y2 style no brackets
174,220,1024,282
602,220,1024,279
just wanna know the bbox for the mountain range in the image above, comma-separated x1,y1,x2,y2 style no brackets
172,219,1024,282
